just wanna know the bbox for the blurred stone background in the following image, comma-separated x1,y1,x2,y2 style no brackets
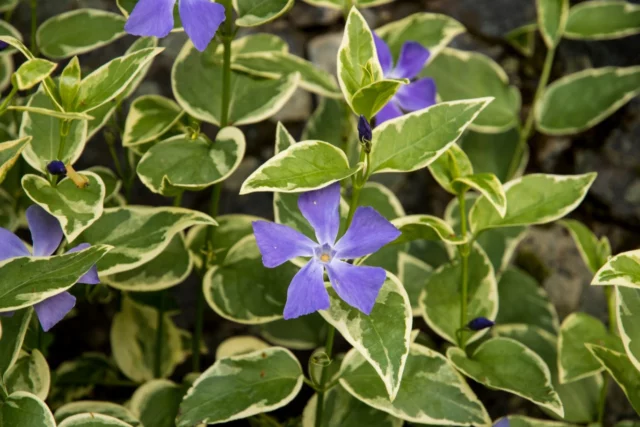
5,0,640,423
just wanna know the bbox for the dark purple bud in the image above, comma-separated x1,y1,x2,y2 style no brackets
358,115,372,143
467,317,495,331
0,41,7,51
47,160,66,176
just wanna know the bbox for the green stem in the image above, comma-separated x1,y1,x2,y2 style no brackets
220,1,233,129
457,193,470,349
192,274,206,372
0,86,18,115
173,191,183,207
506,46,556,180
597,286,616,423
30,0,37,56
153,291,167,379
314,326,336,427
56,120,71,160
597,374,609,424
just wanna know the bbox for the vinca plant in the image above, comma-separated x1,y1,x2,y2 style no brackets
0,0,639,426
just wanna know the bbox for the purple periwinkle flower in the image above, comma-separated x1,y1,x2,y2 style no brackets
373,34,437,125
0,205,99,331
47,160,66,176
252,183,401,320
467,317,495,331
124,0,226,52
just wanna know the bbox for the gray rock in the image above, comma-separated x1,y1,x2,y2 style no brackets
271,88,312,122
289,2,342,28
308,32,342,78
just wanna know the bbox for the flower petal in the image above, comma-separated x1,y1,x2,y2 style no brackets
252,221,316,268
334,206,401,259
326,260,386,315
0,228,30,262
373,33,393,76
390,41,430,80
26,205,62,257
298,182,341,246
179,0,226,52
34,292,76,332
394,78,437,112
67,243,100,285
375,101,403,126
124,0,176,38
283,260,329,319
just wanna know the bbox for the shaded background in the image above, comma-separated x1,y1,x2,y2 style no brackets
5,0,640,424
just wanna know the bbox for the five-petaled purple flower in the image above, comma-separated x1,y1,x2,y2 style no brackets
374,34,437,125
252,183,401,319
125,0,225,52
0,205,99,331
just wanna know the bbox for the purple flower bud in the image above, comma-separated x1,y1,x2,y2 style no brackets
47,160,66,176
358,115,372,143
0,41,7,51
467,317,495,331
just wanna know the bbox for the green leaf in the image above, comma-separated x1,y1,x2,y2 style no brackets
241,140,360,194
339,344,490,425
122,95,184,150
37,9,126,59
203,235,297,324
0,392,55,427
0,21,25,56
421,49,520,133
0,309,32,376
50,353,121,406
496,268,559,334
459,128,527,182
118,37,159,101
376,12,465,59
74,47,163,113
0,188,17,231
55,403,139,426
337,8,383,111
185,214,259,269
506,23,537,57
391,214,467,246
274,121,296,154
0,54,12,92
10,105,92,121
565,1,640,40
469,173,597,233
102,234,192,292
560,219,608,273
0,245,111,312
59,57,81,110
320,273,412,399
454,173,507,217
226,33,290,56
58,413,133,427
233,51,340,98
0,0,19,13
359,182,405,219
19,91,89,173
302,97,355,150
110,297,185,383
14,59,57,91
617,286,640,372
419,243,497,345
493,325,601,423
370,98,492,173
592,249,640,288
22,172,106,242
260,314,326,350
172,42,298,126
78,206,215,276
558,312,623,383
129,380,183,427
0,136,30,184
427,143,474,194
586,344,640,413
351,79,405,121
137,128,245,196
448,337,564,416
536,66,640,135
497,416,575,427
536,0,569,48
5,350,50,400
302,385,403,427
87,166,122,202
397,252,432,316
177,347,303,426
215,336,270,360
234,0,294,26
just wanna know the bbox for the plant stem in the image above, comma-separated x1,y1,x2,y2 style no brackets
597,286,616,423
506,46,556,180
0,86,18,115
173,191,183,207
56,120,71,160
314,326,336,427
153,291,166,379
30,0,37,56
220,1,233,129
597,374,609,424
457,193,470,349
